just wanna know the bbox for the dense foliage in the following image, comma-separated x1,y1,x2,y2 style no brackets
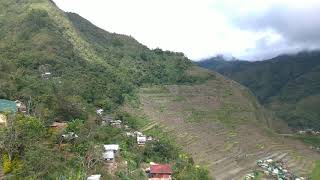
197,52,320,130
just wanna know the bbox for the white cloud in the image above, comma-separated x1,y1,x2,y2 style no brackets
53,0,320,61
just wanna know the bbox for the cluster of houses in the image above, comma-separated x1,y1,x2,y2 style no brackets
97,108,155,146
253,158,304,180
310,146,320,152
97,109,123,128
49,121,79,143
126,131,154,146
89,108,171,180
0,99,27,126
298,129,320,136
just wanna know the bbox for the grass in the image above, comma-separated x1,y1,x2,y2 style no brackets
228,130,237,137
140,86,170,94
186,109,209,123
294,135,320,147
253,171,263,180
311,161,320,180
172,96,186,102
159,105,167,113
255,143,265,150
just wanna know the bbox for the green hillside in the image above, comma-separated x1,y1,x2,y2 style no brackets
0,0,212,178
196,52,320,129
0,0,199,123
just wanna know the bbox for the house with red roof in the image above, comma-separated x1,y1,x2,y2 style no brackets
148,164,173,180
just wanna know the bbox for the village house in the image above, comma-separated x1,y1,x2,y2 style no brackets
147,164,173,180
103,144,119,162
104,144,119,153
126,132,135,137
87,174,101,180
101,115,113,125
147,136,154,141
0,99,17,126
0,114,7,126
50,121,68,129
299,129,320,136
41,72,51,79
103,150,115,161
110,120,122,128
61,132,78,142
15,100,27,113
134,131,143,137
96,108,104,116
50,121,68,133
137,135,147,145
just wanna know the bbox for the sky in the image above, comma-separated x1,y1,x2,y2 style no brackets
53,0,320,61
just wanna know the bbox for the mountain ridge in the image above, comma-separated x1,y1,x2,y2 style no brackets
196,51,320,129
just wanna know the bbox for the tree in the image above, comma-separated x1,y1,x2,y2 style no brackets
0,114,45,161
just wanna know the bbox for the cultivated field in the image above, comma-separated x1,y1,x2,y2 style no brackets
131,68,320,179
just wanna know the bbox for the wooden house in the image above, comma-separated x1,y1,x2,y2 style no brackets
148,164,173,180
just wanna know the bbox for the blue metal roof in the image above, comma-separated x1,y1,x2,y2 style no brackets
0,99,17,113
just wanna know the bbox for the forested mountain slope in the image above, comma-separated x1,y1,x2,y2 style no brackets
197,52,320,129
0,0,198,123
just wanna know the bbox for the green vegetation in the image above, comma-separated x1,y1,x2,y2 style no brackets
197,52,320,130
311,161,320,180
0,0,212,178
0,0,200,125
0,112,211,179
294,135,320,147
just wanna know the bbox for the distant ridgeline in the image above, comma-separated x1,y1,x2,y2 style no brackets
196,51,320,130
0,0,206,124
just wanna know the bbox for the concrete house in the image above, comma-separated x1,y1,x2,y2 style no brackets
87,174,101,180
104,144,119,153
103,144,119,162
137,135,147,145
103,150,115,161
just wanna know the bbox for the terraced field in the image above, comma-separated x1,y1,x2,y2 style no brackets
132,68,320,180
